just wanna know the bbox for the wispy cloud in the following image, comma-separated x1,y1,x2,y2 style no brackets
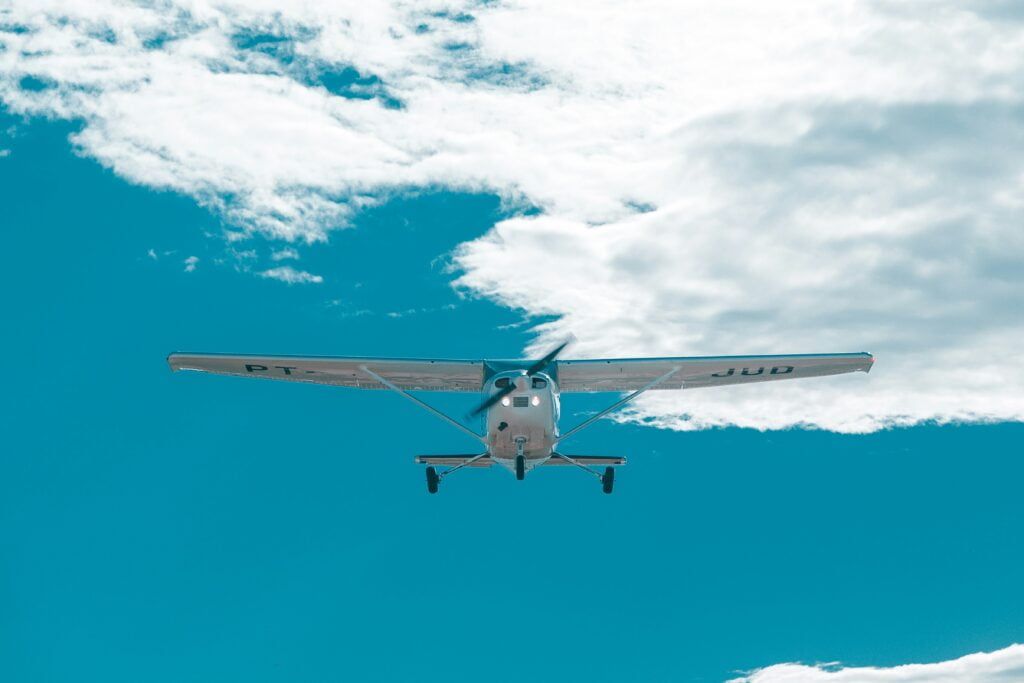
730,643,1024,682
271,247,299,261
2,1,1023,431
259,266,323,284
387,303,457,318
183,255,198,272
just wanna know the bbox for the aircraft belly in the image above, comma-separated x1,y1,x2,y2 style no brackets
489,433,552,458
486,409,555,461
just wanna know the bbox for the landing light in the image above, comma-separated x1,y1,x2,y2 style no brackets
531,395,540,406
501,396,511,407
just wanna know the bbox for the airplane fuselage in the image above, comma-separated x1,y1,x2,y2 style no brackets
484,371,559,473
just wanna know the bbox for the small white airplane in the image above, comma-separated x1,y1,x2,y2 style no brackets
168,341,873,494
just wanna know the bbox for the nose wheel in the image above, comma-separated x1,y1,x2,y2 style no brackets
426,466,440,494
513,436,527,480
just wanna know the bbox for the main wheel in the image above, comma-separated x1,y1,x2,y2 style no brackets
515,455,525,481
426,466,440,494
601,467,614,494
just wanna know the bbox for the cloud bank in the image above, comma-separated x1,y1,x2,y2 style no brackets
730,643,1024,682
2,1,1023,431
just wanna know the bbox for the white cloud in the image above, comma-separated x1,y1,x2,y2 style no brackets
259,265,323,284
730,643,1024,682
183,255,198,272
0,148,10,158
271,247,300,261
1,1,1023,431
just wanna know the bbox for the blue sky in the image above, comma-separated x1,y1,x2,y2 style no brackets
3,2,1024,680
3,108,1024,682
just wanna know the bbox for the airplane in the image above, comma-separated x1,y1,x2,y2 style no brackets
167,341,873,494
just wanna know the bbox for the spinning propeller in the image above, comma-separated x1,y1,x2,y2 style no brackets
467,336,575,418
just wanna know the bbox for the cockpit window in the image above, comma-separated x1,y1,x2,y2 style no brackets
495,377,511,388
531,377,547,389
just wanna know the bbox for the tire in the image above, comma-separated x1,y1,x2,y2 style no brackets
426,466,440,494
515,455,525,481
601,467,614,494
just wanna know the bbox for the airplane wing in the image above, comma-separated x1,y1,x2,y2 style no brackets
555,352,873,393
167,353,485,392
169,351,872,393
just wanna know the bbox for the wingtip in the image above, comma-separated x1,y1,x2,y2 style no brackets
863,353,875,373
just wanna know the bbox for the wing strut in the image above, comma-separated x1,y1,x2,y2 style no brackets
359,365,486,443
556,367,681,444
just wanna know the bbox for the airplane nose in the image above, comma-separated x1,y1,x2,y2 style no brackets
515,376,529,391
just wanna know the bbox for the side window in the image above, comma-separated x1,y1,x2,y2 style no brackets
531,377,547,389
495,377,511,388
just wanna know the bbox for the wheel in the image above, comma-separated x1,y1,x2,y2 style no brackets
426,466,440,494
601,467,614,494
515,455,525,480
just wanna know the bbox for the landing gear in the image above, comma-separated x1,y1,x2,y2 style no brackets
426,466,440,494
514,436,527,481
601,467,614,494
551,453,618,493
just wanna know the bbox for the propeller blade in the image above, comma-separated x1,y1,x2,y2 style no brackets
525,335,575,376
468,382,516,418
468,336,575,417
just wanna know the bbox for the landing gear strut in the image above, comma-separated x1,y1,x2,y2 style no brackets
426,466,440,494
551,453,618,494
